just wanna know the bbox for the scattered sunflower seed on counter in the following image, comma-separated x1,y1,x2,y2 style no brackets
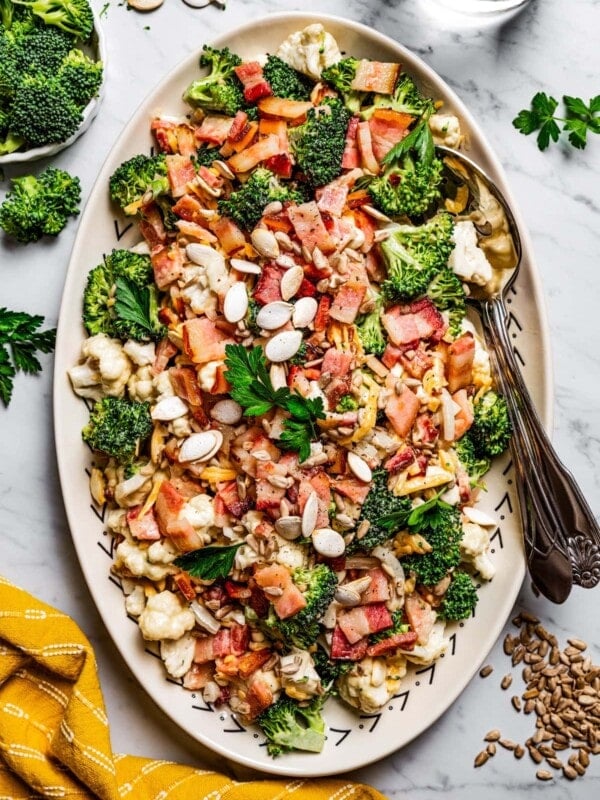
474,612,599,782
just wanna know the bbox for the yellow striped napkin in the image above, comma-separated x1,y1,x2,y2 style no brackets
0,577,388,800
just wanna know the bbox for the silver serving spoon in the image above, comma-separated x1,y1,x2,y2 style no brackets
437,145,600,603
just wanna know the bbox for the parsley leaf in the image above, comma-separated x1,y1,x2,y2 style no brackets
513,92,600,151
114,277,165,340
174,543,243,581
0,308,56,407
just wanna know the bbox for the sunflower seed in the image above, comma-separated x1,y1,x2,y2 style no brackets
536,770,553,781
479,665,494,678
474,751,489,768
484,730,501,742
501,674,513,690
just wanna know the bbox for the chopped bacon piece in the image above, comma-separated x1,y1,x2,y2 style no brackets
195,115,233,145
151,244,184,289
351,208,378,251
182,317,234,364
356,121,380,174
329,281,367,324
263,153,294,178
227,134,280,173
415,413,438,445
139,203,167,251
222,121,259,156
332,477,371,505
165,154,196,198
447,332,475,393
253,264,284,305
152,338,178,374
404,593,436,645
400,345,434,379
151,118,178,153
175,572,197,602
367,630,418,657
330,625,368,660
210,216,247,254
368,109,414,161
245,677,274,720
227,110,251,144
196,165,222,190
316,176,351,218
256,478,286,511
257,96,313,121
127,506,161,541
321,347,353,378
183,662,214,690
237,649,273,679
172,194,205,223
217,481,251,518
360,568,391,604
175,220,217,244
381,343,403,369
452,388,474,440
235,61,272,102
385,385,420,438
341,116,360,169
337,603,393,644
298,471,331,529
176,124,197,157
210,363,231,394
254,564,307,619
230,623,250,655
193,636,216,664
163,517,202,552
385,446,416,473
154,480,185,535
382,298,447,346
287,201,336,254
297,277,317,298
351,60,401,94
314,295,332,332
169,366,207,424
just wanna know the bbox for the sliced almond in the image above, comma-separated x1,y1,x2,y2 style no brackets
347,451,372,483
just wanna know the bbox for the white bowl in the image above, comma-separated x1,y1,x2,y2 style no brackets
0,11,106,165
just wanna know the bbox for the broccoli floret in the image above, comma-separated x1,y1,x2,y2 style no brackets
454,432,491,486
470,390,511,459
288,341,308,366
218,167,305,230
360,74,435,120
12,0,94,40
370,609,410,644
257,695,326,757
336,394,358,413
348,469,412,553
262,54,312,101
1,0,14,27
320,56,364,113
0,130,23,155
361,118,443,219
58,48,102,107
8,73,82,146
193,143,220,167
289,97,352,189
109,153,169,216
312,646,351,694
379,212,455,303
439,570,479,621
427,267,466,337
82,397,153,464
183,44,248,118
402,498,463,586
83,249,163,341
11,18,73,76
0,167,80,243
245,297,261,336
356,294,386,356
263,564,337,650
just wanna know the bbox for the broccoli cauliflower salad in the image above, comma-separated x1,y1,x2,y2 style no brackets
69,24,513,758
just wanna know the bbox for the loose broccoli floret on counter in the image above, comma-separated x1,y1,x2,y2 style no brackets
8,74,82,146
57,47,102,107
320,56,363,113
347,469,412,553
401,496,463,586
470,390,511,458
218,167,305,230
262,564,337,650
360,118,443,219
12,0,94,40
356,294,386,356
183,44,247,118
289,97,352,188
360,73,435,120
0,167,80,243
336,394,358,413
108,153,169,216
83,249,164,341
312,646,351,694
454,432,491,486
262,54,312,101
257,695,326,757
379,212,455,303
82,397,153,464
439,570,479,621
426,267,466,337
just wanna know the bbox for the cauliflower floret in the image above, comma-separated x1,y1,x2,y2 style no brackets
276,23,342,81
338,655,407,714
429,113,462,148
124,585,146,617
124,340,156,367
240,510,265,536
153,370,175,400
197,360,222,392
128,365,155,402
448,221,494,288
114,539,176,581
280,649,323,701
180,266,218,317
400,621,449,666
138,590,195,641
274,535,307,570
107,508,128,536
235,543,259,571
68,334,132,400
147,538,179,565
160,633,196,678
170,416,193,438
460,521,496,580
180,494,215,535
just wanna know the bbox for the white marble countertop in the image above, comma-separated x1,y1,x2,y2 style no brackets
1,0,599,796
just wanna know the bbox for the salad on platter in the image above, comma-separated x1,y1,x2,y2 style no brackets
68,23,512,758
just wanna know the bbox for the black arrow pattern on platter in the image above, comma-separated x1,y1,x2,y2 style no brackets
114,219,133,241
513,347,526,367
97,537,115,559
494,492,513,515
144,646,161,660
359,713,381,732
490,527,504,549
448,632,457,656
90,502,107,523
329,728,352,746
191,701,214,713
392,690,410,711
502,459,513,476
108,574,123,593
223,716,246,733
415,663,436,685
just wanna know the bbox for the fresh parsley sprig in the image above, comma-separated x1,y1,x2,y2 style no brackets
0,308,56,406
224,344,325,462
513,92,600,150
114,277,165,341
375,491,451,534
174,543,243,581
